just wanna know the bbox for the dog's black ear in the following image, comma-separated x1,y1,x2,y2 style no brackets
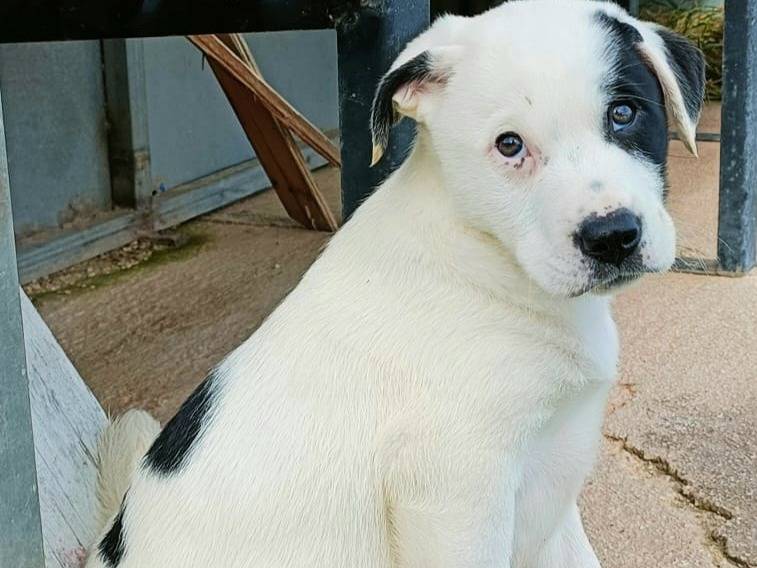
636,24,706,155
369,15,467,165
657,28,706,124
370,51,433,166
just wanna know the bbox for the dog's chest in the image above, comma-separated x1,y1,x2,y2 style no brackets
523,300,618,493
511,302,618,554
570,298,620,382
519,378,610,498
511,379,610,561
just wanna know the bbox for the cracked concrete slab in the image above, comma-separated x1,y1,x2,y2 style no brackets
602,272,757,566
582,440,737,568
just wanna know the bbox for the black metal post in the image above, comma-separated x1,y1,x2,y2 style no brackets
336,0,430,219
717,0,757,273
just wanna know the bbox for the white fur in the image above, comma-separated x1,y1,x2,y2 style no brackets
86,2,698,566
93,410,160,533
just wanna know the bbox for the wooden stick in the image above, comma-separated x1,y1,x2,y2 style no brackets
188,34,341,168
204,34,337,231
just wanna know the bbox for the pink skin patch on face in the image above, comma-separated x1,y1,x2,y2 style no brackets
63,546,86,567
490,142,541,176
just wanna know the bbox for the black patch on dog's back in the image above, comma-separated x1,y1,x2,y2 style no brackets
144,371,218,475
594,12,668,169
99,503,126,566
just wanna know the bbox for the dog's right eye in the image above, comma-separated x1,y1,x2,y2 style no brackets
495,132,525,158
609,102,637,131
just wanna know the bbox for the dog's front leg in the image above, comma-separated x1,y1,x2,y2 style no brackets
387,463,516,567
382,425,517,568
530,505,601,568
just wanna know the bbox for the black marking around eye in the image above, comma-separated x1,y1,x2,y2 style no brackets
143,370,218,475
595,12,642,44
99,503,126,567
370,51,433,154
594,11,668,169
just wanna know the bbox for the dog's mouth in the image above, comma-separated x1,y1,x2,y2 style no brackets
590,272,643,293
569,265,649,297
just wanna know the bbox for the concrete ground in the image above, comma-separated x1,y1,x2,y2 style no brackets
30,105,755,567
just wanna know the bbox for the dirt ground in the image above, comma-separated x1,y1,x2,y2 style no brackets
29,105,756,567
29,170,340,420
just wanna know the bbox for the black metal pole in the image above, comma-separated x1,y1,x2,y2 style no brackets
717,0,757,273
336,0,430,219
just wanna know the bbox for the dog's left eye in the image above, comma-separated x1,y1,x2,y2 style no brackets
495,132,526,158
609,102,637,131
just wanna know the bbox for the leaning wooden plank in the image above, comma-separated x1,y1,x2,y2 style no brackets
203,38,337,231
219,34,338,230
22,291,108,568
222,33,256,72
208,60,335,231
187,34,341,168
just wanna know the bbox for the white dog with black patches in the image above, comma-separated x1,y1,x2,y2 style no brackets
86,1,704,566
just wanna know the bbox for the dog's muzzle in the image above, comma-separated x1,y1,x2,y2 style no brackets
570,208,647,296
575,208,642,267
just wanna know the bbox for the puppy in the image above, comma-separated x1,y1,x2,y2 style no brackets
86,1,704,566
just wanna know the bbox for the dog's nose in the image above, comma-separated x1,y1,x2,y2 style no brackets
577,208,641,266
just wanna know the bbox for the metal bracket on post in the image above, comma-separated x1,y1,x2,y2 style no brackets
0,90,45,568
336,0,430,219
717,0,757,274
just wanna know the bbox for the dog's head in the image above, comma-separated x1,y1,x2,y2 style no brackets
371,0,705,297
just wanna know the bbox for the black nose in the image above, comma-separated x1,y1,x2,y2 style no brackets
577,208,642,266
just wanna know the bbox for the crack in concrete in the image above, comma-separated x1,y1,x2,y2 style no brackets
605,433,751,567
606,381,637,414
